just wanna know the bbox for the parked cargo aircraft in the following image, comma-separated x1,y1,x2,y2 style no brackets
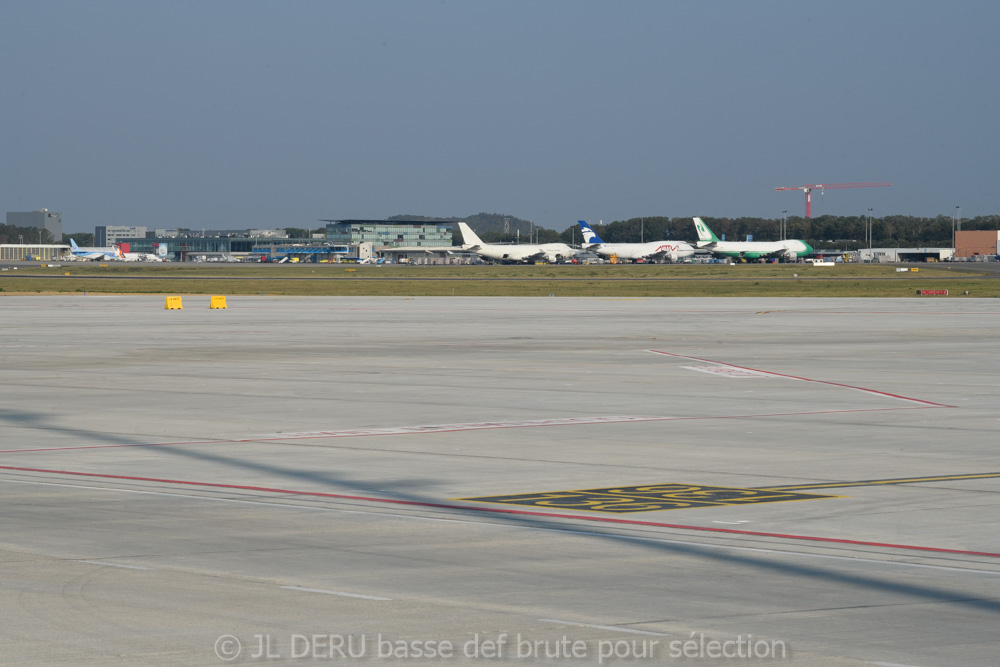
577,221,695,263
457,222,578,264
692,218,813,261
69,239,124,261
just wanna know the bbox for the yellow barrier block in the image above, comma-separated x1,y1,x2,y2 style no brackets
165,296,183,310
64,272,70,276
210,295,228,309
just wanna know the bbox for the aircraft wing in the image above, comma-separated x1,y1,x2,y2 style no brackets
522,250,549,262
756,248,799,260
644,245,690,261
643,250,672,260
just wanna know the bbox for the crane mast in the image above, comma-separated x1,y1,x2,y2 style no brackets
775,182,891,218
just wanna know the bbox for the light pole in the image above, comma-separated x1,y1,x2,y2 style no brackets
780,210,787,240
867,208,874,250
954,206,960,249
640,218,644,244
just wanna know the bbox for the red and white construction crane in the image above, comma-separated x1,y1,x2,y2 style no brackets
775,182,891,218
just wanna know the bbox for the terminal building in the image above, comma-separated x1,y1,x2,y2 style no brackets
322,220,454,247
121,229,294,261
250,242,358,263
123,235,258,261
119,234,365,262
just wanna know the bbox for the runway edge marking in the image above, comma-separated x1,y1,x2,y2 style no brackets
647,350,956,407
0,407,948,455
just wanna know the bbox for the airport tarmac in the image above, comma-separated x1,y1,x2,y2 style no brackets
1,295,999,666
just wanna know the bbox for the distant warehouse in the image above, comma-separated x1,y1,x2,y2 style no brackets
857,247,955,263
955,230,1000,259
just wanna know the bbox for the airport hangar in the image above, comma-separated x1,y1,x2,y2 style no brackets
0,244,69,262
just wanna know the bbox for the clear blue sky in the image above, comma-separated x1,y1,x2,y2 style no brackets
2,0,996,233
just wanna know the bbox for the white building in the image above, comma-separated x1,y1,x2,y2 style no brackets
95,226,147,246
856,247,955,263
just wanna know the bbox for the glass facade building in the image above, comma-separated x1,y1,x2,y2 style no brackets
125,236,258,260
322,220,453,247
124,236,355,261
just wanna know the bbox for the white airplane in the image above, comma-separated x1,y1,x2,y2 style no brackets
577,221,695,263
118,244,169,262
69,239,124,261
457,222,579,264
120,252,165,262
692,218,813,261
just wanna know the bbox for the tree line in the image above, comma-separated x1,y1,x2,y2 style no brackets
0,224,57,245
0,225,99,246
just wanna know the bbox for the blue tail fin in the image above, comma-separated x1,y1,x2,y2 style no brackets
70,238,79,250
578,220,604,243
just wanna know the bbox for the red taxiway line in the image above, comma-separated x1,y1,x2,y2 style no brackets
1,464,996,560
